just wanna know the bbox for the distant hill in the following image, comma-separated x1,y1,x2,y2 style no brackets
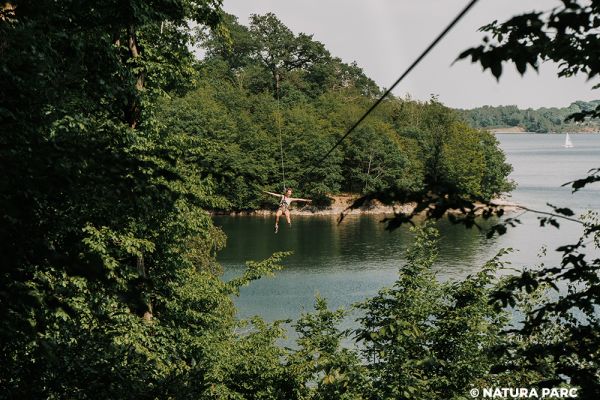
456,100,600,133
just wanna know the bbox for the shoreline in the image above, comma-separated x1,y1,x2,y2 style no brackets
210,195,520,217
491,128,600,134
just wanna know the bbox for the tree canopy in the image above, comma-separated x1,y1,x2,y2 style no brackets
158,13,514,210
0,1,294,398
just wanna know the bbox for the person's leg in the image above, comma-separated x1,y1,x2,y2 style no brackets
285,209,291,225
275,209,282,233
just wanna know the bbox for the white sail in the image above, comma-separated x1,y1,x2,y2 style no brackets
563,133,574,148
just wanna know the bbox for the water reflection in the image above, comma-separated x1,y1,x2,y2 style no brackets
215,215,504,321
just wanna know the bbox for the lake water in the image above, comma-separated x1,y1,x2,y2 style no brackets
214,134,600,322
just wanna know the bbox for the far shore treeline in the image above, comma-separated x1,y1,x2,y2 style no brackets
457,100,600,133
158,13,514,210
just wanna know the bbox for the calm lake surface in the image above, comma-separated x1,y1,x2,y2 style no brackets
214,134,600,322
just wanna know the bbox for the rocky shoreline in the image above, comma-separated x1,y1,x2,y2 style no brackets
211,195,520,217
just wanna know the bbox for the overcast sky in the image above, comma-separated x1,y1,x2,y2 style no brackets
221,0,599,109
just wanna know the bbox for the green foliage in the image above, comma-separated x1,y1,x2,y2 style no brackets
354,226,509,399
157,14,514,207
0,2,299,399
5,1,596,398
488,217,600,396
457,101,600,133
289,297,368,400
227,252,291,295
198,12,379,98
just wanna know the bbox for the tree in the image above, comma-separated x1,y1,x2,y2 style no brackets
0,1,305,398
355,226,509,400
248,13,330,92
199,12,380,99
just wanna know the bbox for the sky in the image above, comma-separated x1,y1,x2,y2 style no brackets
220,0,599,109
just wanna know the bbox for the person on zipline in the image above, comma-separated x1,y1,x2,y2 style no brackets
264,188,312,233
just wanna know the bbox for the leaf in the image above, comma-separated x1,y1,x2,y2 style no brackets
491,61,503,79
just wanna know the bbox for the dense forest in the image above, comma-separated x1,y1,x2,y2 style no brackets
457,100,600,133
2,1,599,399
157,13,514,210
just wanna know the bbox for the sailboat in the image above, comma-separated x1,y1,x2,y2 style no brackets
563,132,574,148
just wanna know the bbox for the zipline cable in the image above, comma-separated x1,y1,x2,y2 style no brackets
300,0,480,183
275,73,287,192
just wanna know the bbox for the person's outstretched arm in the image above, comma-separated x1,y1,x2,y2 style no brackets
290,197,312,203
264,191,282,198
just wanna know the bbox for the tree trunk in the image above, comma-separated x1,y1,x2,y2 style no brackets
128,24,151,319
274,70,280,98
136,254,153,321
126,24,144,129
